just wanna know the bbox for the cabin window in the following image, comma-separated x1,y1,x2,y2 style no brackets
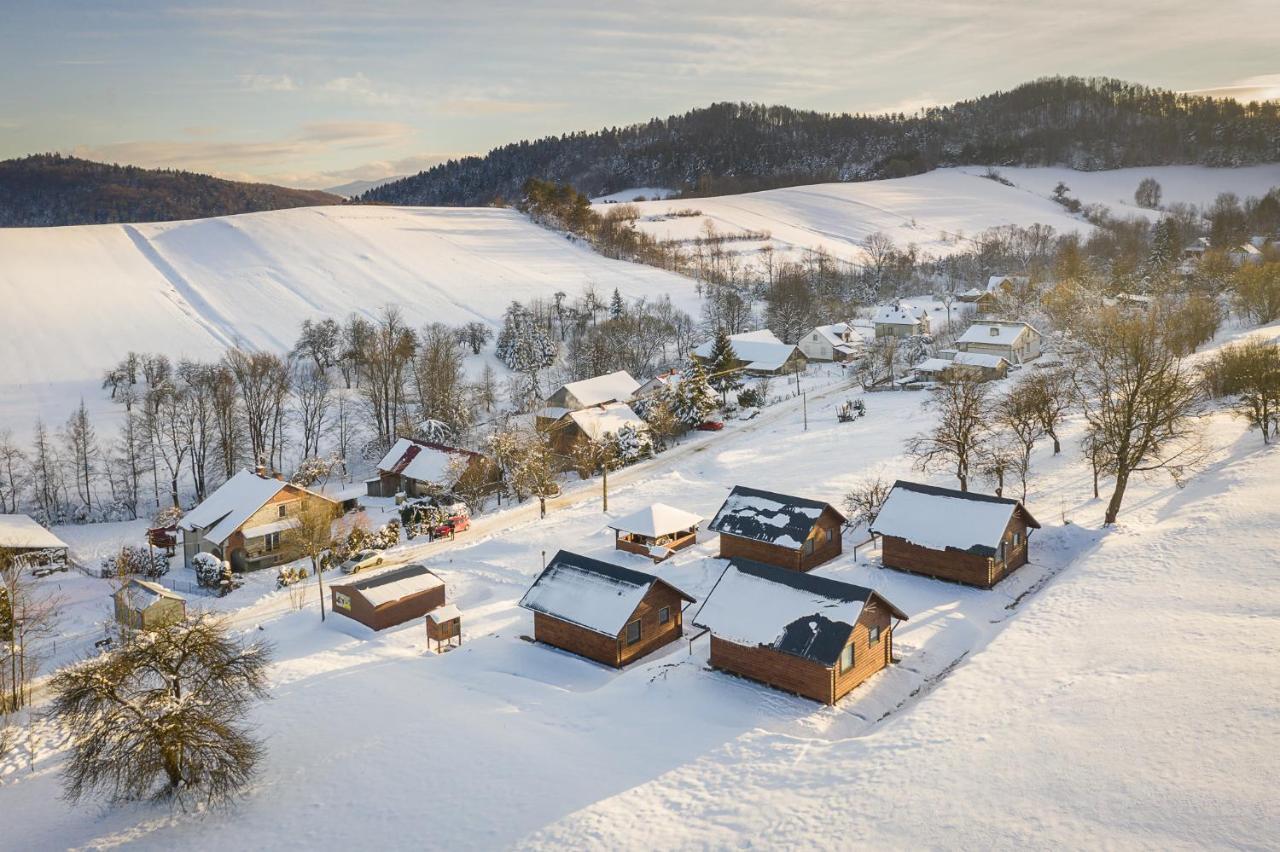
812,333,819,341
825,528,835,544
839,644,854,672
658,606,671,625
626,620,642,645
1013,531,1022,547
869,624,882,645
264,532,280,552
803,538,815,555
998,540,1006,562
278,504,287,518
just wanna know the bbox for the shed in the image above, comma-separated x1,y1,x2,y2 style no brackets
693,558,908,704
113,578,187,632
708,486,845,572
608,503,702,561
330,563,447,631
518,550,696,667
425,604,462,652
870,480,1041,588
0,514,70,568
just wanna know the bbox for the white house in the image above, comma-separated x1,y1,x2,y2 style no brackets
1228,244,1263,266
543,370,640,413
635,369,682,398
956,320,1042,364
799,322,862,362
691,329,807,376
872,303,931,339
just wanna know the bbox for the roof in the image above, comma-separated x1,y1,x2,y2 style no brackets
692,330,801,373
813,323,856,348
518,550,695,637
870,480,1040,557
564,402,649,442
636,370,682,395
0,514,68,550
692,558,907,667
951,352,1010,369
915,357,955,374
553,370,641,408
427,603,462,624
707,486,843,549
334,563,445,608
872,302,928,326
241,517,301,539
178,470,290,545
376,437,480,485
120,578,186,606
957,321,1038,347
608,503,703,538
986,274,1029,293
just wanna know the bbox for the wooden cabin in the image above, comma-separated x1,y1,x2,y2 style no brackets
518,550,696,668
330,563,447,631
693,558,908,705
0,513,69,569
425,604,462,652
113,579,187,632
607,503,702,562
708,486,845,572
543,401,650,456
870,480,1041,588
368,437,490,499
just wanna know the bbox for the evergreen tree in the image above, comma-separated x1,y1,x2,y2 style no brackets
609,288,625,320
705,330,743,403
676,360,719,426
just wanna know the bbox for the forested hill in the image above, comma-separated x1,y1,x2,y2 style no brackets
362,77,1280,206
0,155,341,227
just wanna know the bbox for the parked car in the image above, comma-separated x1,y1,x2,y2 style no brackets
340,549,384,574
432,514,471,539
696,421,724,431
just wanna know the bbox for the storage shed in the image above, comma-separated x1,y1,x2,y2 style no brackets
607,503,702,562
425,604,462,652
0,514,70,568
708,486,845,572
693,558,908,705
113,579,187,632
870,480,1041,588
330,563,447,631
518,550,695,667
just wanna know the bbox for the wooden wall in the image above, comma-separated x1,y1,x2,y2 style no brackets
717,508,843,573
331,582,446,631
832,602,893,702
881,515,1032,588
532,584,685,668
710,636,834,703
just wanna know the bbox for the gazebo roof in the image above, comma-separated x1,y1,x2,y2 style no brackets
608,503,703,538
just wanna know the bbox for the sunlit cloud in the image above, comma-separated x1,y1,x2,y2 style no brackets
1186,74,1280,103
238,73,298,92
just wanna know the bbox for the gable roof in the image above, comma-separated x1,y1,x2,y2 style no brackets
376,437,481,485
707,486,844,549
563,402,648,442
951,351,1011,369
178,470,288,544
518,550,695,637
551,370,641,409
334,563,445,608
118,578,186,608
957,321,1038,347
693,558,907,667
607,503,703,538
692,330,801,373
0,514,68,550
872,302,928,326
986,274,1029,293
870,480,1040,557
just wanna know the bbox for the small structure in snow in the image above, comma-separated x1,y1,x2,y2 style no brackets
368,436,489,499
914,351,1010,383
545,401,649,455
708,486,845,572
518,550,696,667
870,480,1041,588
872,302,931,339
543,370,641,412
0,513,70,569
798,322,862,363
1228,243,1263,266
691,329,807,376
113,578,187,631
608,503,702,562
634,369,683,399
425,603,462,652
330,563,447,631
692,558,908,705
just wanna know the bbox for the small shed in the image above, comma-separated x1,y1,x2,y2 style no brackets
0,514,70,568
425,604,462,652
518,550,696,667
708,486,845,572
113,579,187,631
870,480,1041,588
608,503,702,562
330,563,447,631
692,558,908,705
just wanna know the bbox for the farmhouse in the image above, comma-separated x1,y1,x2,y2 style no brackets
708,486,845,572
691,329,807,376
798,322,862,363
914,351,1010,383
1228,243,1263,266
113,578,187,631
872,302,931,338
518,550,695,667
956,320,1042,364
608,502,702,562
545,401,650,455
368,436,489,498
986,274,1029,296
693,558,908,705
178,469,339,572
956,288,999,315
870,480,1041,588
330,563,447,631
0,513,69,568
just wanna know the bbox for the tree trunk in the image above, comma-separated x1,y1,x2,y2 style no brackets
314,556,325,622
1049,429,1061,454
1104,470,1129,525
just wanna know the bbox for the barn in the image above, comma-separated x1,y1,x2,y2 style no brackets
708,486,845,572
518,550,696,667
870,480,1041,588
692,558,908,705
330,563,447,631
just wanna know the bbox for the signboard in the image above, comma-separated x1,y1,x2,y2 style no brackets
334,592,352,611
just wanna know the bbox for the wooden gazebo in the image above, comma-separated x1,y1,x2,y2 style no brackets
425,604,462,652
608,503,702,562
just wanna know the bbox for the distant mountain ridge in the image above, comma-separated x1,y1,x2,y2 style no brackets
361,76,1280,206
0,154,341,227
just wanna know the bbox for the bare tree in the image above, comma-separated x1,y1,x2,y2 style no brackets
28,420,66,524
906,375,990,491
227,350,290,473
62,399,99,514
1,549,61,712
1022,367,1073,454
0,430,27,514
292,362,332,461
283,502,339,622
842,474,893,530
994,380,1047,499
1202,338,1280,444
361,307,417,450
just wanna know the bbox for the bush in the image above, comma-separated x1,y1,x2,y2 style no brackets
101,546,169,580
736,386,763,408
275,566,309,589
193,552,232,591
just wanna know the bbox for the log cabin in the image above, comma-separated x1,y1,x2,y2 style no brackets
607,503,702,562
691,329,808,377
518,550,696,668
330,563,447,631
692,558,908,705
870,480,1041,588
708,486,846,572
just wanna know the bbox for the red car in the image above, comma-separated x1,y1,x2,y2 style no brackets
696,421,724,431
432,514,471,538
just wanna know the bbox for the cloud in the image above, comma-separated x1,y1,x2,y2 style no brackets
320,72,407,107
239,73,298,92
1186,74,1280,103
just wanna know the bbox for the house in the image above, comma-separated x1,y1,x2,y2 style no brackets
708,486,845,572
870,480,1041,588
798,323,862,363
368,436,489,498
1183,237,1211,259
634,369,682,399
986,274,1029,296
691,329,808,376
178,470,339,572
518,550,696,667
1228,244,1263,266
914,351,1010,383
544,370,640,411
330,563,447,631
692,558,908,705
607,503,702,562
872,302,931,338
956,288,999,315
955,320,1042,364
0,514,69,568
113,578,186,631
545,401,650,455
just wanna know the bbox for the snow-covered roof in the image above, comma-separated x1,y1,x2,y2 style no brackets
915,358,955,374
565,402,649,442
693,559,907,667
427,603,462,624
1232,243,1262,256
337,564,445,608
692,330,801,373
123,578,186,606
986,275,1029,293
0,514,68,550
708,486,842,550
554,370,641,408
519,550,694,637
813,323,856,348
608,503,703,538
951,352,1010,369
178,470,290,545
957,321,1037,347
376,437,480,485
870,481,1040,557
872,303,928,326
636,370,682,396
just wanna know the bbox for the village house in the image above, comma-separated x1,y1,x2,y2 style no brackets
1182,237,1211,259
0,513,70,569
955,320,1042,364
691,329,808,376
367,436,490,499
708,486,845,572
537,370,641,429
330,563,447,631
692,558,909,705
986,274,1029,297
518,550,696,667
113,578,187,632
544,400,650,455
607,502,702,562
956,288,999,315
1228,243,1263,266
798,322,863,363
914,351,1010,383
870,480,1041,588
872,302,931,339
634,369,682,399
178,469,340,572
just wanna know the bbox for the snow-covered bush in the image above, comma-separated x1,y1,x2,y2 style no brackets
193,553,233,592
275,566,309,589
101,546,169,580
610,424,653,464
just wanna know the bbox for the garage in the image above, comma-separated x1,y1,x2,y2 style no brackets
329,563,447,631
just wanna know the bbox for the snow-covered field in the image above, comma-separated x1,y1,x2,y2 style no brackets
2,321,1278,849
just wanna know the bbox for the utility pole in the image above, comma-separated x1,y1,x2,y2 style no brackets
802,390,808,432
602,462,609,512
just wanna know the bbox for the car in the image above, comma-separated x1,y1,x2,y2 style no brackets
432,514,471,538
696,421,724,431
339,549,384,574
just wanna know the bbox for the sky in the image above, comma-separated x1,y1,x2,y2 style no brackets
1,1,1277,190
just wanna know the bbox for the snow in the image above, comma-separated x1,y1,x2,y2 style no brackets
375,438,469,485
872,482,1025,555
427,603,462,624
126,578,185,603
555,370,641,408
951,352,1010,369
518,552,661,637
591,187,676,203
352,569,445,609
691,329,798,372
872,302,928,326
957,321,1038,347
240,518,300,539
0,513,68,550
607,503,702,538
178,470,288,545
566,402,649,441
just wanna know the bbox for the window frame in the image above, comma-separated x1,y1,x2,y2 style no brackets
868,624,882,646
658,606,671,625
625,619,642,646
839,643,854,673
278,503,288,519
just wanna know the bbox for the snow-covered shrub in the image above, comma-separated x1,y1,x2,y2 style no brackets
275,566,309,589
193,552,233,592
152,506,184,528
101,546,169,580
610,424,653,464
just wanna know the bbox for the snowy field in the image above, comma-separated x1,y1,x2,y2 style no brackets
1,322,1277,849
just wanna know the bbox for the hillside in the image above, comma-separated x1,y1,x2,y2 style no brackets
0,154,341,227
362,77,1280,206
